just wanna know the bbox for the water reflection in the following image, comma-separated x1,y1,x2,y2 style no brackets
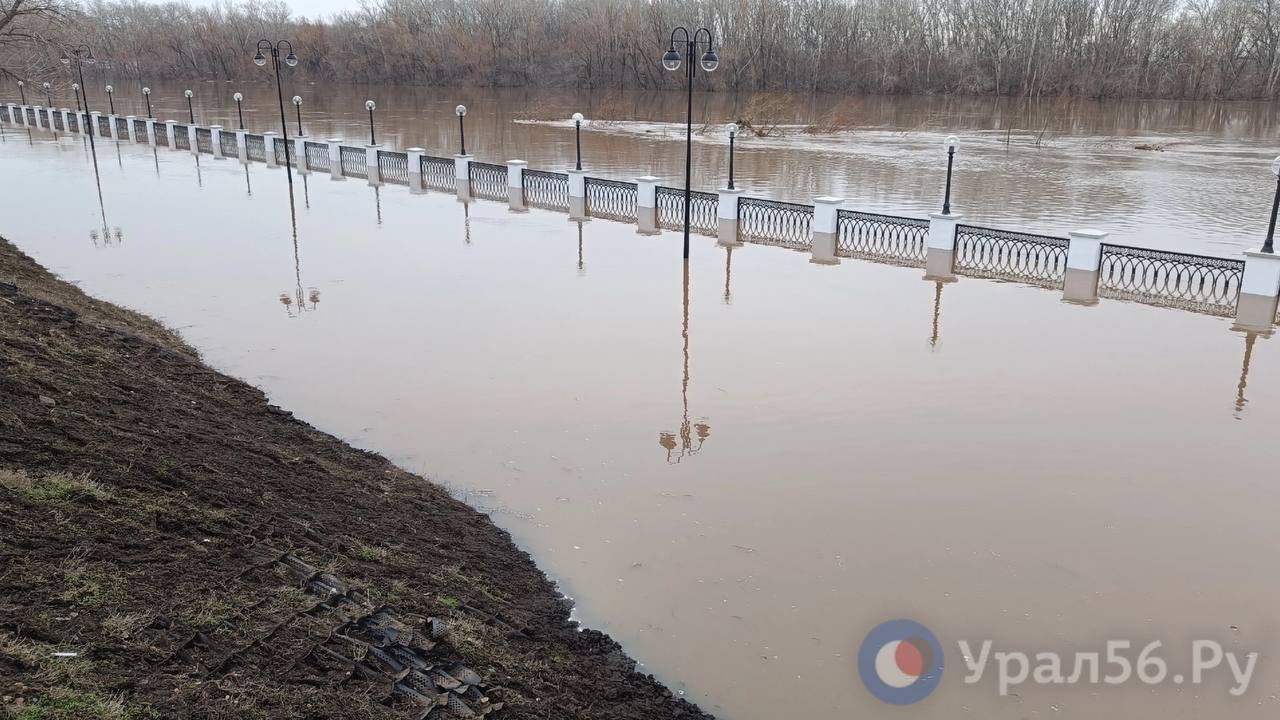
279,181,320,318
722,244,733,304
244,163,253,197
86,135,123,248
929,280,944,349
659,262,711,463
374,184,383,226
575,219,585,275
1235,331,1258,419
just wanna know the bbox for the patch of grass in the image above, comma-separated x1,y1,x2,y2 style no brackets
13,689,126,720
102,612,151,641
436,594,461,610
58,549,126,608
0,632,92,684
432,565,512,606
351,542,389,562
0,468,112,504
447,615,550,678
184,594,242,631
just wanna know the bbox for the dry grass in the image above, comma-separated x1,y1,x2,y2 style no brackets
0,468,112,504
58,548,126,609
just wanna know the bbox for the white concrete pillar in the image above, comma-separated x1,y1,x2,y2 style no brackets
407,148,425,193
1237,250,1280,330
507,159,527,212
1066,229,1108,271
210,125,223,158
145,118,157,146
125,115,138,142
187,124,198,155
60,109,70,134
263,131,277,167
235,130,248,163
294,136,308,172
89,111,102,137
637,176,659,209
34,106,45,129
19,105,29,126
364,144,382,185
928,212,963,251
811,196,843,265
164,120,177,150
455,154,473,199
568,169,587,199
6,104,16,125
327,138,344,180
717,187,744,246
106,113,118,138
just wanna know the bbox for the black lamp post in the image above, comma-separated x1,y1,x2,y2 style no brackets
41,81,52,108
365,99,376,144
233,92,244,129
253,39,299,185
59,44,97,148
572,112,584,170
16,80,25,105
942,135,958,215
104,84,114,114
456,104,467,155
71,83,81,112
141,87,152,119
662,27,719,260
1263,156,1280,254
727,123,737,190
184,89,194,123
292,95,303,136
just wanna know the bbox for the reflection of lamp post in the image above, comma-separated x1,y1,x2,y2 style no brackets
365,99,376,144
16,80,25,104
456,104,468,155
104,84,114,114
292,95,303,136
941,135,958,215
1262,156,1280,254
253,39,299,184
141,87,152,119
662,26,718,260
727,123,737,190
184,89,194,123
723,244,733,303
930,281,944,348
233,92,244,129
658,262,711,463
279,180,321,318
1235,331,1257,418
572,112,584,170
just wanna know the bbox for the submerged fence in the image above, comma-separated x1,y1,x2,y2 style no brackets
5,102,1263,323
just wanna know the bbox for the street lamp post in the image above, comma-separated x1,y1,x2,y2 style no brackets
105,85,114,114
456,104,467,155
1263,156,1280,254
572,112,584,171
365,99,376,144
292,95,303,136
71,83,81,111
942,135,958,215
16,80,25,104
662,27,719,260
253,39,299,185
59,44,97,148
142,87,152,119
41,81,52,107
727,123,737,190
184,89,194,123
233,92,244,129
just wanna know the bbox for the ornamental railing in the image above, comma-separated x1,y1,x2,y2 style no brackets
97,115,111,136
25,108,36,125
657,186,718,235
523,169,569,210
738,197,813,250
114,116,128,137
52,113,65,132
585,177,639,221
153,121,167,146
422,155,455,192
340,145,366,178
469,161,507,201
1099,244,1244,316
377,150,409,185
133,118,147,140
305,141,330,171
68,113,80,133
245,133,265,162
954,225,1069,287
274,138,296,166
195,127,213,154
836,210,929,266
174,124,190,150
219,131,238,157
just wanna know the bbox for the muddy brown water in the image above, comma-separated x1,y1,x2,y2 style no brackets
2,90,1279,719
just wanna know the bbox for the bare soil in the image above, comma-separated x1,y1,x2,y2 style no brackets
0,237,711,720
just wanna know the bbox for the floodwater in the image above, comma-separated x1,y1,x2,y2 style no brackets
2,106,1280,720
64,82,1280,256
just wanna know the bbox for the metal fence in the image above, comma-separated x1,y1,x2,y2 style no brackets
133,118,148,140
219,131,238,157
657,186,718,234
523,169,569,210
1099,244,1244,315
115,116,128,137
422,155,455,192
377,150,409,185
97,115,111,136
196,127,213,153
340,145,367,178
469,161,508,200
954,225,1070,287
174,124,190,150
68,112,80,133
245,133,264,161
738,197,814,250
836,210,929,266
274,138,293,166
585,177,639,221
306,141,330,171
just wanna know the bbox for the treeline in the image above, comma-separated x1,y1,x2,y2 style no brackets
9,0,1280,99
